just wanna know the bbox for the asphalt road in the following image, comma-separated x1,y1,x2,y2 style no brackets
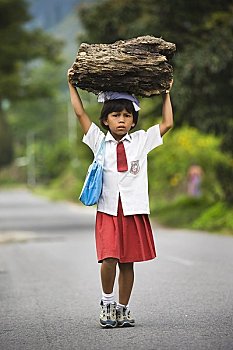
0,189,232,350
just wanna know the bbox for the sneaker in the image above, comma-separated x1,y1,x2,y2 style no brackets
116,306,135,327
99,300,117,328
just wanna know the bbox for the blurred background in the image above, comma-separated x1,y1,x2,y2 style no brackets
0,0,232,234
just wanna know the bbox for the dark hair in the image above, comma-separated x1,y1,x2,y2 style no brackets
99,99,139,130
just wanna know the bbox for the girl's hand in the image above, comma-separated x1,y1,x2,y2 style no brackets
67,67,75,83
164,79,173,94
169,78,174,91
160,78,173,136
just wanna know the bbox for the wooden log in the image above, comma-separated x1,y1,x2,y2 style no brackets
69,35,176,97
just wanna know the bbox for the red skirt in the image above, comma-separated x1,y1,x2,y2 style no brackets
95,198,156,263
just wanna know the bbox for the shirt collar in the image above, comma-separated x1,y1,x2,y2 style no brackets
105,131,132,143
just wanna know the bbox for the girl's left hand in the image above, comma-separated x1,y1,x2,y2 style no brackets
168,78,174,92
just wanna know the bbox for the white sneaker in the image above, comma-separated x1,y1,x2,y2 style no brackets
99,300,117,328
116,306,135,327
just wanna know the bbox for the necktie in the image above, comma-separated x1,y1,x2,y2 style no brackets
117,142,128,172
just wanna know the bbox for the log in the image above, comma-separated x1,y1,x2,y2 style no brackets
69,35,176,97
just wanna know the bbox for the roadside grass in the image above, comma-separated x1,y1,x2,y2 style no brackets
0,177,24,188
152,196,233,235
192,202,233,234
33,168,81,202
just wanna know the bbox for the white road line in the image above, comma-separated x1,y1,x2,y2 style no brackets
164,255,195,266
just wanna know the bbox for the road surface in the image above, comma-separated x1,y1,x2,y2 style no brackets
0,189,232,350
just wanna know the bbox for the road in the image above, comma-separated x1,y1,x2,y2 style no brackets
0,189,232,350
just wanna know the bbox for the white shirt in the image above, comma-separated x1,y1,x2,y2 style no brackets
83,123,163,216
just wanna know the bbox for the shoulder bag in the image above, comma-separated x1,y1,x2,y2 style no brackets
79,138,105,206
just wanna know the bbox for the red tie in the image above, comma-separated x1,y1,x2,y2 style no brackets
117,142,128,172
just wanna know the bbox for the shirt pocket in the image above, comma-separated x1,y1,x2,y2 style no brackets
128,160,140,176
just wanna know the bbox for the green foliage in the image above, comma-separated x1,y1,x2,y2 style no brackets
8,64,68,144
192,202,233,233
173,9,233,133
148,126,229,203
147,125,232,233
0,112,13,166
78,0,230,46
154,196,233,234
154,196,212,228
34,167,83,202
34,139,71,182
0,0,63,168
0,0,63,101
78,0,143,43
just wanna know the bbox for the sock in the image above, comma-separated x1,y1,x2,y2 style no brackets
102,292,115,305
116,303,129,310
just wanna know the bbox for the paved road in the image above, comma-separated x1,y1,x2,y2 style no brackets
0,189,232,350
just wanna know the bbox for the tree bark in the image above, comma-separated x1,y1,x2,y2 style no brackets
69,36,176,97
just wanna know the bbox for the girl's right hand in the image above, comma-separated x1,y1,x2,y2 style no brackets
67,67,74,83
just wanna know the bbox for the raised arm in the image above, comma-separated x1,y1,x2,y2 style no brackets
67,68,92,134
159,81,174,137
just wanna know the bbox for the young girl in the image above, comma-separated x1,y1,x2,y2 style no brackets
68,68,173,328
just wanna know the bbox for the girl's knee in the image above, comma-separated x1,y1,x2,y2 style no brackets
118,262,134,271
102,258,118,267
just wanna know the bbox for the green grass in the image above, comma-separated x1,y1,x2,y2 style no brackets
192,202,233,234
153,196,233,235
33,168,82,202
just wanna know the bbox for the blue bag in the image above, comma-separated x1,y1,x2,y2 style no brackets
79,139,105,206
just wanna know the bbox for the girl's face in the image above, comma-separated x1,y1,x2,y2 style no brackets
103,108,135,141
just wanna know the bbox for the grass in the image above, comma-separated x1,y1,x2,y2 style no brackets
153,195,233,235
33,168,82,202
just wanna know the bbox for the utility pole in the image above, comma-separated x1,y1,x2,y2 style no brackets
26,131,36,187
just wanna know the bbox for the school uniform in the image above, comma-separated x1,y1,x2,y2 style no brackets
83,122,163,263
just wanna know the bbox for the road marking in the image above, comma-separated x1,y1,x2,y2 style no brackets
164,255,195,266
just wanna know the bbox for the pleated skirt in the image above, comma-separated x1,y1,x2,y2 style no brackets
95,198,156,263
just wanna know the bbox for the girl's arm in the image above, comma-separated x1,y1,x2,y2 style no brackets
159,81,174,137
67,69,92,134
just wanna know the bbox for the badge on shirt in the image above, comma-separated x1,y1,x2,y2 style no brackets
130,160,140,175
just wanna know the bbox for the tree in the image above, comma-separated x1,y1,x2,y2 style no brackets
0,0,63,167
78,0,143,43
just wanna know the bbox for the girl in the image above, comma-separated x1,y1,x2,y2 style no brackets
68,68,173,328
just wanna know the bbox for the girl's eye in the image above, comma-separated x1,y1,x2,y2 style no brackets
110,112,132,118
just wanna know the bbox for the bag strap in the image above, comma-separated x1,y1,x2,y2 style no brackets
94,138,105,166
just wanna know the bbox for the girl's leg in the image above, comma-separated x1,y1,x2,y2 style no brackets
100,258,118,328
101,258,118,294
118,262,134,305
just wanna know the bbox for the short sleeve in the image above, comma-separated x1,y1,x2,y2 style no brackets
82,122,105,155
143,124,163,154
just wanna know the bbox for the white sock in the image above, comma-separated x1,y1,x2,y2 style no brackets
116,303,129,310
102,292,115,305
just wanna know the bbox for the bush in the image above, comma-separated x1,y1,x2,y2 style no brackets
153,195,211,228
148,126,230,205
192,202,233,233
34,139,70,182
